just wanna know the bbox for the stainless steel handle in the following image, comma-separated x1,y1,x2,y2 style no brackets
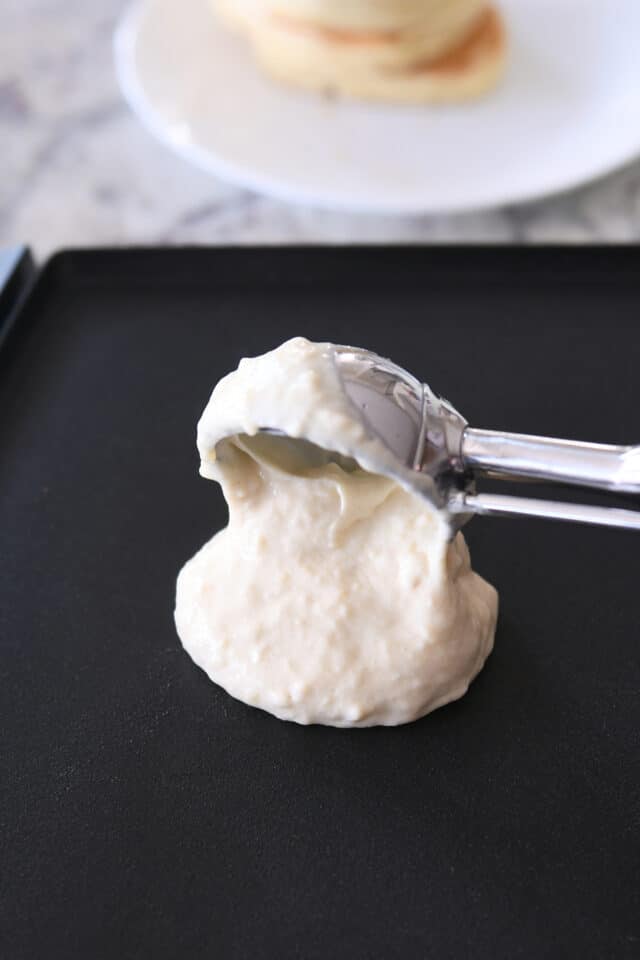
462,428,640,494
454,428,640,530
455,492,640,531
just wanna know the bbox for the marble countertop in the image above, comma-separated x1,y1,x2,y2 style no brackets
4,0,640,260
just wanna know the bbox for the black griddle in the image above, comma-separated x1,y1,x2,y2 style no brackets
1,247,639,960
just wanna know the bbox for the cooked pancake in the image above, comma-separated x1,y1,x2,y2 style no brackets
214,1,506,104
272,0,485,56
269,4,486,69
220,0,481,33
216,0,252,32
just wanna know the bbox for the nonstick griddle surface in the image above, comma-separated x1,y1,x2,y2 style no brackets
2,247,639,959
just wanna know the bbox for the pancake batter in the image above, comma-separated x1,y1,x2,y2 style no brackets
175,338,498,726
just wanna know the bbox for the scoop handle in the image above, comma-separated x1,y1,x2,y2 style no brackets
462,428,640,495
455,492,640,531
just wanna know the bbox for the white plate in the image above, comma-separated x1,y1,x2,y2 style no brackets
115,0,640,215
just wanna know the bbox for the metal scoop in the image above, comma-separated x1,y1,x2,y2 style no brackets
262,345,640,533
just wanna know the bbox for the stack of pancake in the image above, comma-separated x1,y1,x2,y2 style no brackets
214,0,506,103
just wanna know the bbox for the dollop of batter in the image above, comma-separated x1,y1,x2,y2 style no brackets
175,338,497,727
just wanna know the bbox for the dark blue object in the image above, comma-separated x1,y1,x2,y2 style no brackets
0,245,36,350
